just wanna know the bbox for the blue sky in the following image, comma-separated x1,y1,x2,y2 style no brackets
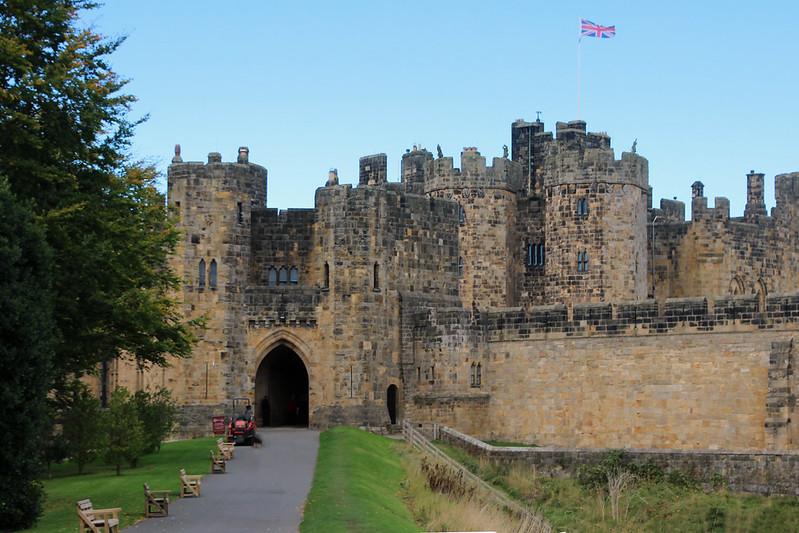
90,1,798,213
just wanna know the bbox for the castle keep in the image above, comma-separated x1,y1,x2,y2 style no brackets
112,119,799,452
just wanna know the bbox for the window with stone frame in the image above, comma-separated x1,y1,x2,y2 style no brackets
373,262,380,290
323,262,330,289
577,250,589,272
289,266,299,284
268,267,277,286
458,204,466,225
209,259,218,289
278,266,288,284
198,259,206,287
458,256,464,277
577,197,589,216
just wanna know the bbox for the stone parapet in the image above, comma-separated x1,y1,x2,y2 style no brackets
439,425,799,496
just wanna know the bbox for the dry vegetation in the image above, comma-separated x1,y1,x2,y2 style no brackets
401,450,551,533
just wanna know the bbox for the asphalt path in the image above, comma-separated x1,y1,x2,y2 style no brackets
125,428,320,533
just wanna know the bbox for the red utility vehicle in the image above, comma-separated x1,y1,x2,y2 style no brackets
226,397,257,446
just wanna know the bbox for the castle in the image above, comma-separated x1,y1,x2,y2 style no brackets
107,118,799,452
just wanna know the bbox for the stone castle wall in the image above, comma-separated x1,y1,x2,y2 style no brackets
105,118,799,465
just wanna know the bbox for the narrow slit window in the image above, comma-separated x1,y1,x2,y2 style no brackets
577,198,589,216
458,256,464,277
476,363,482,387
373,262,380,290
458,204,466,225
289,266,299,284
209,259,218,289
577,250,589,272
470,362,476,387
526,243,533,266
237,202,243,224
198,259,206,287
323,262,330,289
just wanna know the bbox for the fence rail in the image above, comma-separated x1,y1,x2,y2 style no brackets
401,420,551,531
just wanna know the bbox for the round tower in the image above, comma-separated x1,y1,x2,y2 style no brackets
423,147,524,307
542,121,649,304
167,147,267,408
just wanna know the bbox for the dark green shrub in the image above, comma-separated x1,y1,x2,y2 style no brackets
61,382,106,474
104,388,144,474
133,388,177,454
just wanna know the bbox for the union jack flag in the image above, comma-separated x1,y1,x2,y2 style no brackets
580,19,616,39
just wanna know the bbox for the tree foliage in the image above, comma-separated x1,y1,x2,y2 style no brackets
60,381,105,475
103,388,145,475
134,388,177,454
0,0,197,391
0,179,55,531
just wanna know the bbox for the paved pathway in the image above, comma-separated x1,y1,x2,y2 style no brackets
126,428,320,533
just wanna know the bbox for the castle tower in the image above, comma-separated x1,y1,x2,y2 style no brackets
401,147,433,195
745,170,767,220
511,118,547,192
423,147,524,307
167,147,267,407
542,121,649,303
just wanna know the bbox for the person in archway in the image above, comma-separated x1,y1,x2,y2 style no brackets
244,404,253,421
261,396,270,427
287,394,298,426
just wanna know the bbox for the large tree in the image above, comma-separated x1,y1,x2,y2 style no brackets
0,3,197,526
0,179,55,530
0,0,197,388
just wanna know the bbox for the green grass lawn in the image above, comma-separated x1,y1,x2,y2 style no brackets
300,427,418,533
23,437,216,533
434,441,799,532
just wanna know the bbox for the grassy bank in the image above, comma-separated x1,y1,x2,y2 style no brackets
436,441,799,532
300,427,417,532
23,437,216,533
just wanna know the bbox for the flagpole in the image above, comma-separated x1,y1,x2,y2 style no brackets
577,35,582,119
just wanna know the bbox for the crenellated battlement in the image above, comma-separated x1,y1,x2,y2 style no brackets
468,292,799,342
422,148,524,194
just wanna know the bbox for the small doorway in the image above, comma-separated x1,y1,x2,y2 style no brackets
386,384,398,425
255,345,309,427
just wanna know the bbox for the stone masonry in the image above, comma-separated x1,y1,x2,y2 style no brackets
107,118,799,456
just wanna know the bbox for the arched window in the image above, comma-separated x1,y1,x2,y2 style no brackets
577,198,589,216
470,362,476,387
526,243,534,266
458,204,466,225
458,257,464,277
198,259,206,288
373,262,380,290
476,362,482,387
268,267,277,286
209,259,218,289
289,266,299,284
756,279,767,313
278,266,288,284
323,262,330,289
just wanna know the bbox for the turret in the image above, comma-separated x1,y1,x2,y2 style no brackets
359,154,387,186
541,121,649,304
422,147,522,307
167,147,267,402
745,170,767,220
401,147,433,195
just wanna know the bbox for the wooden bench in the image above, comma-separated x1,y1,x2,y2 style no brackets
143,483,169,518
179,468,202,497
217,437,235,460
210,450,226,473
77,499,121,533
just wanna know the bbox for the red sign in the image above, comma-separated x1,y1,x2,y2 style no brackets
212,416,226,435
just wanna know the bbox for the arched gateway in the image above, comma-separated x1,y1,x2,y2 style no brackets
255,344,309,427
